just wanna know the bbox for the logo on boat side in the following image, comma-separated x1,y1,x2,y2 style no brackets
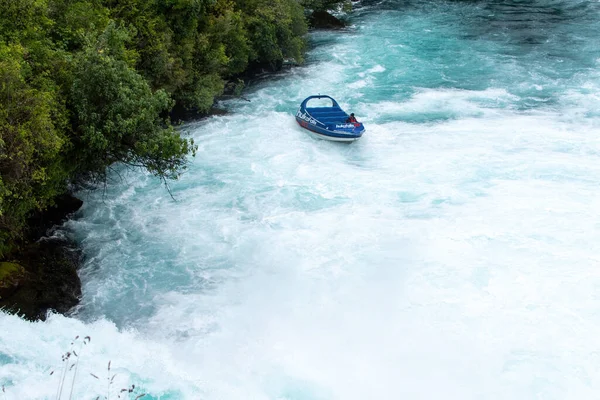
296,110,318,125
335,124,356,128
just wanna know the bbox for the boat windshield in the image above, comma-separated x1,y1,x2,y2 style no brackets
307,97,335,108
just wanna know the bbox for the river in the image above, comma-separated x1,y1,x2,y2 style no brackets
2,1,600,398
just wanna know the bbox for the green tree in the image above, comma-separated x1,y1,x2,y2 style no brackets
47,0,110,51
239,0,307,68
69,23,196,181
0,44,68,257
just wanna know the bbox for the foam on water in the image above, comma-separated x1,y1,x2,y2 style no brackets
3,1,600,399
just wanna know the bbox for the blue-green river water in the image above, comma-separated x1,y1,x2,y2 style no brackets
3,1,600,398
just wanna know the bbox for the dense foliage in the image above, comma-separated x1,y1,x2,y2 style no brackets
0,0,313,257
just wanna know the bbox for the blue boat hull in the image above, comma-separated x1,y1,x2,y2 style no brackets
295,95,365,142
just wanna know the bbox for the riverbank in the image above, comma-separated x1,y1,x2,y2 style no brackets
0,195,83,321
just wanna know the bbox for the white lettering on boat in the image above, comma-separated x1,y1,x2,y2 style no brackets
296,110,318,125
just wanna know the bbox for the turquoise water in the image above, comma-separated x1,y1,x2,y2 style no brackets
3,1,600,398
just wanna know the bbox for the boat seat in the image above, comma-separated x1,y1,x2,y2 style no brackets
308,111,348,117
319,117,346,122
305,106,350,124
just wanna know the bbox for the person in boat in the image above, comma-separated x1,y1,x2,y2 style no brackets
346,113,358,123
